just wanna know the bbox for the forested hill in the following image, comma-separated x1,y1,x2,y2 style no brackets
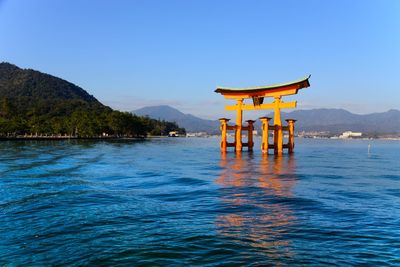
0,62,185,137
0,62,108,115
0,62,100,102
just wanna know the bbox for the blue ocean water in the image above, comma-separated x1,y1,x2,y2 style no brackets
0,138,399,266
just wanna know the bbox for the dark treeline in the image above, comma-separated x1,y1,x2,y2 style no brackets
0,97,185,138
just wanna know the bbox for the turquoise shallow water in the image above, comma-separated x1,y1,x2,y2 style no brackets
0,138,399,266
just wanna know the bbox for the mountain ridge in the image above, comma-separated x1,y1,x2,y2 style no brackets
133,105,400,134
276,108,400,133
132,105,220,133
0,62,102,105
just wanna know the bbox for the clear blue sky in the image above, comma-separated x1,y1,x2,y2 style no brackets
1,0,399,119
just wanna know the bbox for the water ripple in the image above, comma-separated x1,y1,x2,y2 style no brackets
0,138,399,265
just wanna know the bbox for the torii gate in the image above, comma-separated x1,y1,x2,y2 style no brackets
215,75,311,154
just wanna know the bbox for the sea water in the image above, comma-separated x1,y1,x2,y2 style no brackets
1,138,399,266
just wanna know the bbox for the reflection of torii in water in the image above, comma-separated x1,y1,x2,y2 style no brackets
215,153,297,259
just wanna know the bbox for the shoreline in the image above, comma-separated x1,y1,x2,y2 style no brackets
0,136,148,141
1,135,399,141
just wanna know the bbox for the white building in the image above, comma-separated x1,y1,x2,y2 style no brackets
339,131,362,139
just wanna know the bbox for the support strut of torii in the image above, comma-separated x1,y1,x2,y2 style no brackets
215,75,311,155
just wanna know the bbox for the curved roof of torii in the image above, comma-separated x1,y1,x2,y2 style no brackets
215,75,311,95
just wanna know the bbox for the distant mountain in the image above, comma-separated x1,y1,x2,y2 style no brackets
133,105,400,134
132,105,220,133
276,108,400,134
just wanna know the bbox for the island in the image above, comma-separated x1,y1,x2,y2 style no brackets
0,62,185,139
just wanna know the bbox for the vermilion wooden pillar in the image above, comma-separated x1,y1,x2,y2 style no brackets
285,119,296,154
260,117,271,154
219,118,230,152
246,120,255,151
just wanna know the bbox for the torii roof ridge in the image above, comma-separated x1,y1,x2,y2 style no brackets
215,75,311,93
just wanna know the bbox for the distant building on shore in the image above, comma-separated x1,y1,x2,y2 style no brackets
168,131,179,137
186,132,208,137
297,131,331,138
339,131,362,139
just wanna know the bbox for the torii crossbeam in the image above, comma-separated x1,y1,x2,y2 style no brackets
215,75,311,154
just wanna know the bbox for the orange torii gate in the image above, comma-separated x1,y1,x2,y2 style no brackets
215,76,311,154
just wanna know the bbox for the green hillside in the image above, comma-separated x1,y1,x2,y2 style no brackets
0,62,185,137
